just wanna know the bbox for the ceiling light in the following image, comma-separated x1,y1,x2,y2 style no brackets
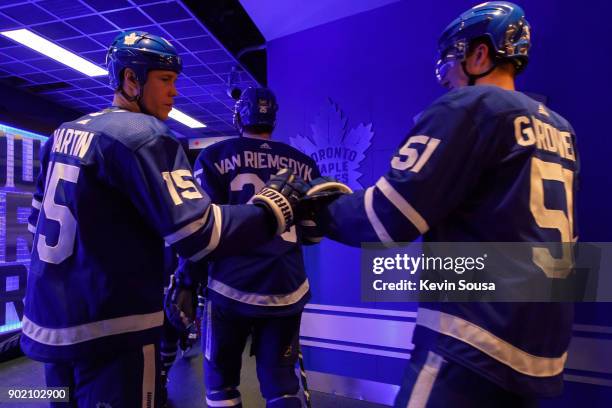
0,29,107,77
168,108,206,128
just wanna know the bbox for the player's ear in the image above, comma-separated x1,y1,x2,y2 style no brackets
474,43,490,67
122,68,140,96
466,42,491,72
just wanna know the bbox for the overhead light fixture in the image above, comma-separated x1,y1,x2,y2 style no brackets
1,30,206,129
0,29,107,77
168,108,206,128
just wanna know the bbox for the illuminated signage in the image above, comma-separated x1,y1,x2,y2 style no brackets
0,124,46,334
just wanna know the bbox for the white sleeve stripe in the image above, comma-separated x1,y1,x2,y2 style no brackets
31,198,42,210
194,168,203,177
189,204,222,261
28,223,36,234
375,177,429,234
164,205,211,245
364,186,393,243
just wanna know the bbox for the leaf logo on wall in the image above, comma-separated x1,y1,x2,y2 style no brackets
289,98,373,189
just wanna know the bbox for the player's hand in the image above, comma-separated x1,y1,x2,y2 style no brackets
252,168,310,235
164,274,197,331
297,177,353,244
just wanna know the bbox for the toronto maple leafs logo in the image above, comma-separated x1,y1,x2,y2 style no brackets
123,32,138,45
290,99,373,189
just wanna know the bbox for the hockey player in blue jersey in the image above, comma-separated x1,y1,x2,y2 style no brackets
300,2,578,407
23,32,308,408
169,87,319,407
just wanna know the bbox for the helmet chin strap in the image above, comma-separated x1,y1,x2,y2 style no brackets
461,61,497,86
119,80,152,115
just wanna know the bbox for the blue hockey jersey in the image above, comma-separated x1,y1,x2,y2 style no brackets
23,108,276,362
319,85,578,397
191,136,320,317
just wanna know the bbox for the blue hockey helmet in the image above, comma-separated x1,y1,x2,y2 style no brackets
233,87,278,134
436,2,531,84
106,31,182,90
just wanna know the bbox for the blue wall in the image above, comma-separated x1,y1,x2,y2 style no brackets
269,0,612,241
268,0,612,404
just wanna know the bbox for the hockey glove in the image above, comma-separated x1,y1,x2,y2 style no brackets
252,168,310,235
164,274,197,331
297,177,353,244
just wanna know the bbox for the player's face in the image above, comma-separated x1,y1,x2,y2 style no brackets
142,70,178,120
436,56,468,90
436,43,494,90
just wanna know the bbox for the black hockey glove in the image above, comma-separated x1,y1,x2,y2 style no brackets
297,177,353,244
252,168,310,235
164,273,197,331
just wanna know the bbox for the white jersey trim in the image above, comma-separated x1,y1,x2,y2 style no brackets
205,396,242,407
21,311,164,346
208,278,310,307
141,344,155,408
205,300,212,360
189,204,222,261
364,186,393,243
375,177,429,234
31,198,42,210
406,351,444,408
417,308,568,377
164,205,212,245
27,223,36,234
